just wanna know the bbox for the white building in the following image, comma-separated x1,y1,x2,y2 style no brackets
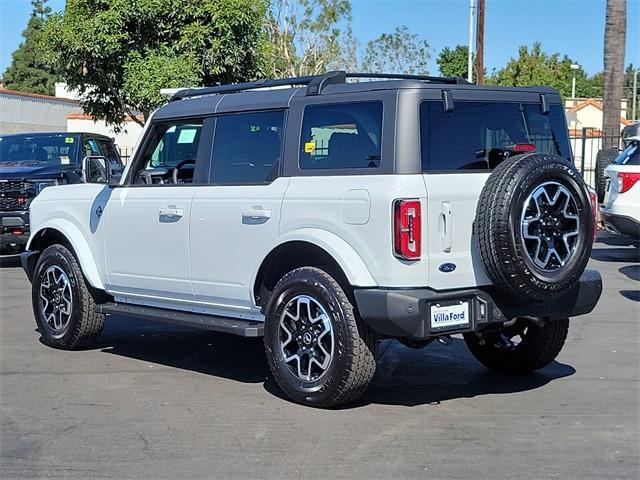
0,86,81,133
565,98,631,135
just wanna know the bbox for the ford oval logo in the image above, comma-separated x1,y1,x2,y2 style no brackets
439,263,457,273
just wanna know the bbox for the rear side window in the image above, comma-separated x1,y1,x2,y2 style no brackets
420,101,571,171
299,102,383,170
210,110,285,185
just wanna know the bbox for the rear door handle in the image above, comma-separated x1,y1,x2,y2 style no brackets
242,208,271,220
440,201,452,252
159,207,184,218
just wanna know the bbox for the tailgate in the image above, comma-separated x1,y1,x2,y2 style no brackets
422,173,491,290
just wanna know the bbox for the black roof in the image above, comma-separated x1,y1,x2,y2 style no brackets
0,131,113,139
154,71,562,121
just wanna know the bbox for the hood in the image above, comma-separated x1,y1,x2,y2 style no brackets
0,161,78,180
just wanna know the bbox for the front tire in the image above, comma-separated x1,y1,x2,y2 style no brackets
463,318,569,373
32,244,105,349
264,267,377,407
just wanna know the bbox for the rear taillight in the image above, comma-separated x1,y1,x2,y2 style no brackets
393,199,421,260
589,190,598,241
512,143,536,153
617,172,640,193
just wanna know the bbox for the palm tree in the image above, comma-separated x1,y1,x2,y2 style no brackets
602,0,627,149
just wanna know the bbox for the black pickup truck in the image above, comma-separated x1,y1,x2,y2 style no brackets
0,132,124,254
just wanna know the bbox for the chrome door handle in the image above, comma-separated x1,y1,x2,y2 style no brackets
242,208,271,220
159,207,184,218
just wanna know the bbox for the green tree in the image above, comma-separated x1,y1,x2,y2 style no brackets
267,0,354,77
624,63,638,120
488,42,598,99
2,0,57,95
41,0,269,128
362,26,429,75
437,44,475,79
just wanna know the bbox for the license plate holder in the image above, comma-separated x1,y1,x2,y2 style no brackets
429,300,471,331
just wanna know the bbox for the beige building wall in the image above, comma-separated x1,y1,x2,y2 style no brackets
0,90,81,134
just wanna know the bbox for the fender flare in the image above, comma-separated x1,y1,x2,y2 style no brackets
27,219,105,290
256,228,377,287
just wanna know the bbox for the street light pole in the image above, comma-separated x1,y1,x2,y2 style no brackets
633,68,638,121
570,63,580,100
467,0,475,83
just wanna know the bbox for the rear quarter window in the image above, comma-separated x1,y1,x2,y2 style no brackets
299,101,383,170
420,101,571,171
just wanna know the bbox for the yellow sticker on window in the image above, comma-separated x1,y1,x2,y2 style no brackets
304,141,316,153
65,137,74,144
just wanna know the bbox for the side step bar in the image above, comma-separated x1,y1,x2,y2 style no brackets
96,302,264,337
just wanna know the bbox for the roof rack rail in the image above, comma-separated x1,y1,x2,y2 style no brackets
345,72,470,85
170,74,321,101
170,70,471,101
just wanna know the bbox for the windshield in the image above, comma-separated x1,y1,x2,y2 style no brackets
420,101,572,170
0,134,80,165
613,142,639,166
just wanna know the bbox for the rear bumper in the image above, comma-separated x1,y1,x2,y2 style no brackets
600,211,640,239
0,210,30,253
354,269,602,339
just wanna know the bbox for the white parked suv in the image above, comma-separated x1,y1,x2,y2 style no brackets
21,72,602,407
600,136,640,239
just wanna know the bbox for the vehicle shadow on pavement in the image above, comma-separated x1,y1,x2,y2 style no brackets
97,315,270,383
265,337,576,408
0,255,21,268
595,234,639,248
95,317,575,408
590,247,640,263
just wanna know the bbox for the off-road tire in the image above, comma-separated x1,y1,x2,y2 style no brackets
464,318,570,373
32,244,105,349
595,147,618,203
475,153,594,301
264,267,377,407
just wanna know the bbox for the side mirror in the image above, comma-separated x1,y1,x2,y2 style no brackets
82,156,111,184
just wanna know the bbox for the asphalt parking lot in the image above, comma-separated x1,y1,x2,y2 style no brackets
1,234,638,480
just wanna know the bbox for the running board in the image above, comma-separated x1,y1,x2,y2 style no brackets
96,302,264,337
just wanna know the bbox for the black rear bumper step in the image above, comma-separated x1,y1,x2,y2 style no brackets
96,302,264,337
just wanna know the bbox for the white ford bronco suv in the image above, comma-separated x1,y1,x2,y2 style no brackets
21,72,602,407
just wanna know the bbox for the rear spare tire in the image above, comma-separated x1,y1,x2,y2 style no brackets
475,153,594,301
595,147,618,203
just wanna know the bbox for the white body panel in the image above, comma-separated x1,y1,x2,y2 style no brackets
601,163,640,223
102,186,196,303
27,183,110,290
28,171,492,313
189,178,290,318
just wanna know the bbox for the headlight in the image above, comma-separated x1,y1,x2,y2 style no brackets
31,179,59,194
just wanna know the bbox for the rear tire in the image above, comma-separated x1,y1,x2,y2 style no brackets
264,267,377,407
463,318,569,373
595,147,618,203
32,244,105,349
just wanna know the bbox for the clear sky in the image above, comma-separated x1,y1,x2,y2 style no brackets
1,0,638,77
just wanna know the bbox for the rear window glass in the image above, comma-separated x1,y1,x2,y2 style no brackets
420,101,571,171
299,101,383,170
0,134,80,165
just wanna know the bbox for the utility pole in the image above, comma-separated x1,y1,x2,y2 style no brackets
633,68,638,121
467,0,475,83
475,0,485,84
